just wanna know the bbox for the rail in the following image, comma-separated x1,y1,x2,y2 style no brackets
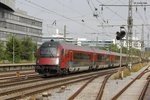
96,74,112,100
112,65,150,100
138,74,150,100
68,71,115,100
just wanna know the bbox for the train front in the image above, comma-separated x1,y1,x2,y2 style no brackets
35,41,61,76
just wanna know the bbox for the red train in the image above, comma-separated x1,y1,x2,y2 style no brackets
35,40,139,76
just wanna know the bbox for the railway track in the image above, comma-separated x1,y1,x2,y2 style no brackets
0,73,39,84
0,77,43,88
0,70,37,80
0,63,148,99
96,74,112,100
138,74,150,100
68,73,113,100
0,69,117,100
112,65,150,100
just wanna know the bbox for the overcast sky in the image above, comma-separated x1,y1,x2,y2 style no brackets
15,0,150,43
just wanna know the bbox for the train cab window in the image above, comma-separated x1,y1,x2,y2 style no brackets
40,46,57,57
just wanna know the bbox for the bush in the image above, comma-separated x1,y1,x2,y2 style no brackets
131,63,143,72
113,68,131,79
123,68,131,77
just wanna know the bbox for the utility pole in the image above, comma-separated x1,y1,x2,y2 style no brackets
96,33,98,46
64,25,66,42
141,24,144,49
141,24,144,57
127,0,133,62
148,33,149,48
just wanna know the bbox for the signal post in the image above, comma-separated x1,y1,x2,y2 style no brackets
116,26,126,79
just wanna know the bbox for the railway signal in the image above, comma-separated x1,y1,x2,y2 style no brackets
116,26,126,79
116,26,126,40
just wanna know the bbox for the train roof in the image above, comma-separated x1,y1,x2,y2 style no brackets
59,42,126,56
41,41,128,56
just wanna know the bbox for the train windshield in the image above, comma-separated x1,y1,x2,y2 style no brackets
40,47,58,57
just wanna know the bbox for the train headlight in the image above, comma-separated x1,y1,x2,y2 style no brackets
56,58,59,65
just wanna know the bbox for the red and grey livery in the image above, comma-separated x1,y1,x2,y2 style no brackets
35,40,139,76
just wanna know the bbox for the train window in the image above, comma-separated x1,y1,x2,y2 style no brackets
97,55,103,61
97,54,109,61
103,55,109,60
74,52,80,59
40,47,57,57
83,53,90,59
116,56,120,60
74,52,90,60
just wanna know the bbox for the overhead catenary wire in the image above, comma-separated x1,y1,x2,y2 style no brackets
17,0,150,41
95,0,127,21
17,0,79,36
23,0,113,39
96,0,149,38
19,0,118,39
23,0,100,33
86,0,113,38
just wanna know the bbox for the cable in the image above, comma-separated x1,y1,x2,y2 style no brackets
86,0,113,38
95,0,126,21
24,0,99,32
17,0,88,37
24,0,114,39
55,0,86,17
86,0,94,12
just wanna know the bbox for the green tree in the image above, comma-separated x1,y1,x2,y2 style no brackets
21,36,37,61
6,35,21,63
129,48,141,56
122,47,128,54
108,44,120,52
0,41,5,61
32,42,37,60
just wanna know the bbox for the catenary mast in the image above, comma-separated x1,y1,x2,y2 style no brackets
127,0,133,61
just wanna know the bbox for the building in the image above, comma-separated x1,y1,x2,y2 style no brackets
114,37,142,50
0,0,42,45
145,47,150,52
